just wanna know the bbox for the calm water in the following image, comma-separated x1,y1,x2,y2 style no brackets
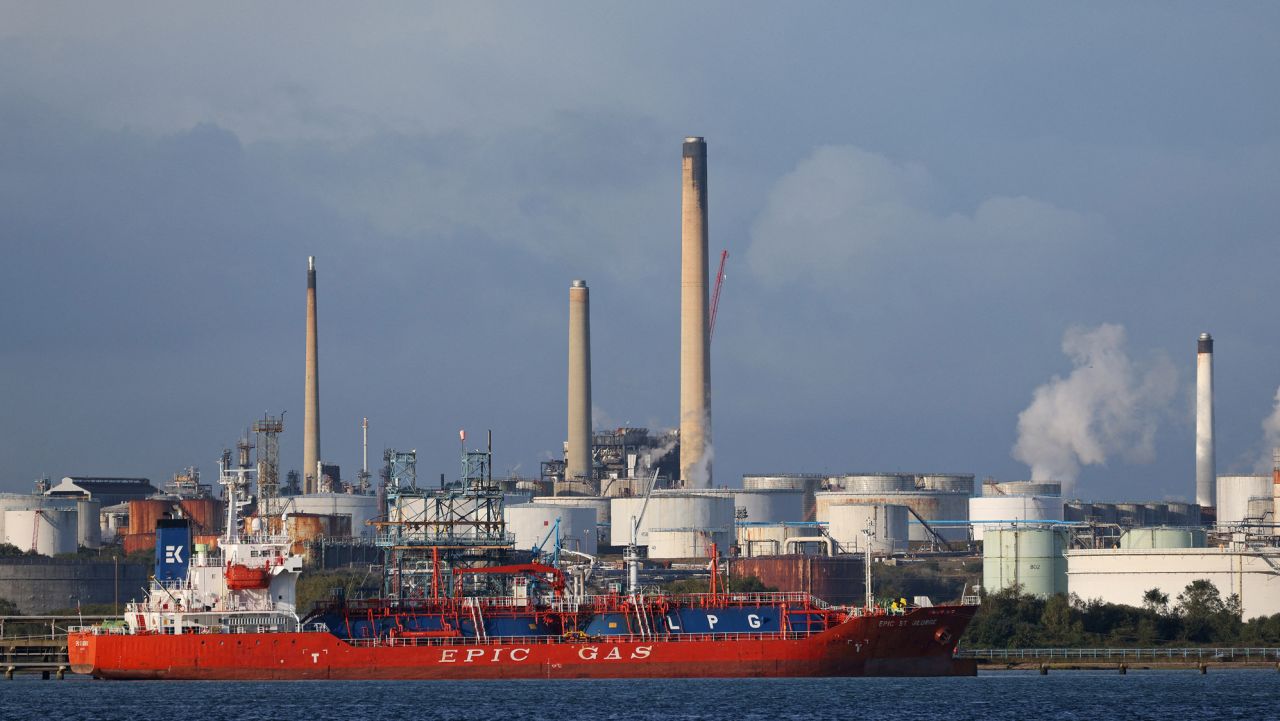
5,670,1277,720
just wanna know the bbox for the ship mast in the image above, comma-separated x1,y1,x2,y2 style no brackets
625,469,660,595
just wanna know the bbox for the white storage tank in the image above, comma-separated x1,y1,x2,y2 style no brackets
826,504,908,554
681,489,803,524
815,491,969,542
504,503,597,555
831,474,914,493
1247,496,1273,523
533,495,611,546
736,522,813,557
503,491,534,507
969,496,1065,541
647,527,731,560
742,474,824,521
982,480,1063,497
982,526,1069,598
76,499,102,549
283,493,381,537
610,493,735,547
1118,527,1207,549
533,496,611,524
1217,475,1271,526
916,474,976,495
3,509,78,556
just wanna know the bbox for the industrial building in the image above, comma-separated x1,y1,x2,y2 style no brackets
1067,545,1280,620
45,477,158,507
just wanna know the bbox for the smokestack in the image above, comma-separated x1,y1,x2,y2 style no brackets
303,256,320,495
566,280,592,485
680,136,711,487
1196,332,1214,508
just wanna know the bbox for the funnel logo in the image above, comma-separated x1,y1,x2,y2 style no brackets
164,545,185,564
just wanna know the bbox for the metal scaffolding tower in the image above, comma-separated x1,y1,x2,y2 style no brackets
253,414,285,520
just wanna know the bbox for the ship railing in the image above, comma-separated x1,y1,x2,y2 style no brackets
665,592,821,607
69,625,132,636
957,647,1280,661
342,629,825,649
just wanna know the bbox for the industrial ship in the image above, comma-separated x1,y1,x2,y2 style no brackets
69,458,978,680
68,547,976,679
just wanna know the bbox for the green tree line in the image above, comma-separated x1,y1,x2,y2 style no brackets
964,580,1280,647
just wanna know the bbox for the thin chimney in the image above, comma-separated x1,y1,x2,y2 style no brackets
566,280,592,485
679,137,711,487
1196,332,1214,508
303,256,321,494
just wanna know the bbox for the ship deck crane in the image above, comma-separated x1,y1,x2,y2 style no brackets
625,469,660,595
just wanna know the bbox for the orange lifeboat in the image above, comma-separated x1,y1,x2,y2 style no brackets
225,563,270,590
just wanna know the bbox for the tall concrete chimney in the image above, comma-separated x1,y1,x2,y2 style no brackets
1195,332,1214,508
680,136,711,487
566,280,592,485
303,256,321,495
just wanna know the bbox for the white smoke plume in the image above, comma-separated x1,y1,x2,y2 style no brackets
1012,324,1177,488
685,442,715,488
1255,387,1280,473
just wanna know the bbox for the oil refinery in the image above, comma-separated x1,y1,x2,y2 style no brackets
4,137,1280,645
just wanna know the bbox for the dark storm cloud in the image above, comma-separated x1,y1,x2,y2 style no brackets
1,3,1279,502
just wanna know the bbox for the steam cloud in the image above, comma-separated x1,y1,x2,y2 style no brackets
1012,324,1177,487
684,442,715,488
1256,387,1280,473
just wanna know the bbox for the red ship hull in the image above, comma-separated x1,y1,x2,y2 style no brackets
68,605,976,680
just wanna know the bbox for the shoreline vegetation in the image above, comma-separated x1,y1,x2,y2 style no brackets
963,581,1280,649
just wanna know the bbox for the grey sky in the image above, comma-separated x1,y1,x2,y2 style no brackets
1,3,1278,501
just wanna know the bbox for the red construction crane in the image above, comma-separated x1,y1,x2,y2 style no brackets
710,249,728,339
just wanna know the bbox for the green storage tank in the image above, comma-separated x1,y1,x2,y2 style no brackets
982,526,1069,598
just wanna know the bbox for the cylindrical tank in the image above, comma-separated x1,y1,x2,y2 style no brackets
3,509,78,556
826,504,908,554
1142,503,1170,526
742,474,824,521
814,491,969,542
532,496,611,525
675,489,803,524
831,474,914,494
736,522,812,557
1115,503,1144,527
916,474,976,495
127,499,173,535
982,480,1063,497
1247,496,1273,522
982,526,1069,598
504,503,597,555
286,513,328,544
1217,475,1271,526
284,494,380,537
1063,501,1092,523
1088,503,1120,525
552,480,596,498
76,499,101,549
1118,527,1207,549
610,493,734,547
1163,503,1200,526
646,528,730,560
968,496,1065,541
0,494,76,540
503,491,534,507
177,498,222,535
